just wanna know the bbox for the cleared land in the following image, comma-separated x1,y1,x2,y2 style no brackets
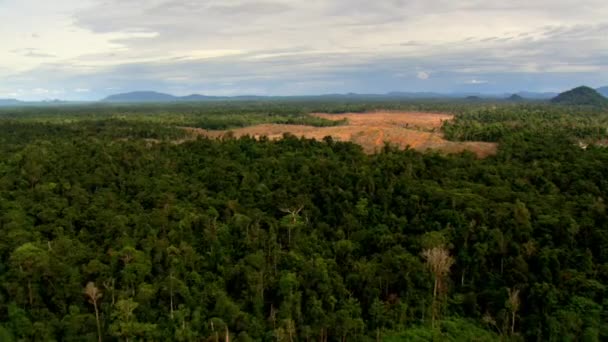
184,111,497,157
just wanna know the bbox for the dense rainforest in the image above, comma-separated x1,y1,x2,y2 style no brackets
0,101,607,341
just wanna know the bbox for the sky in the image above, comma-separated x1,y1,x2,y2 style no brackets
1,0,607,100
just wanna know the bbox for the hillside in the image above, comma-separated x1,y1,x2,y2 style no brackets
180,94,219,101
597,86,608,97
507,94,525,101
551,86,608,106
102,91,178,102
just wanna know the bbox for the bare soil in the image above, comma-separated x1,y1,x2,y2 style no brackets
182,111,497,158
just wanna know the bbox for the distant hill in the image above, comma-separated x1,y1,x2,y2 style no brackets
180,94,220,101
0,99,84,107
86,88,608,104
551,86,608,106
597,86,608,97
101,90,549,103
385,91,450,99
507,94,525,101
102,91,266,103
102,91,179,102
0,99,23,107
515,91,558,100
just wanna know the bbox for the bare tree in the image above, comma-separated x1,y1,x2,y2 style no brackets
507,287,521,336
422,246,454,328
84,282,103,342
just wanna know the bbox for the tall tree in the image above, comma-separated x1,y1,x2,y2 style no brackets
84,282,103,342
422,246,454,328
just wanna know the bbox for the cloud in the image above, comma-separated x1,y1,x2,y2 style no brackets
0,0,607,100
417,71,430,80
206,1,292,15
32,88,50,94
0,92,20,98
466,79,489,84
12,48,56,58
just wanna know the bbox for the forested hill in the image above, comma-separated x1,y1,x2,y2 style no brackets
0,103,608,341
551,86,608,106
507,94,524,101
102,91,180,102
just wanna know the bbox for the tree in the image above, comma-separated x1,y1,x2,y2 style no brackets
84,282,103,342
506,287,520,336
334,297,364,342
9,243,49,307
280,205,304,246
422,246,454,328
369,298,387,342
109,299,157,341
117,246,152,297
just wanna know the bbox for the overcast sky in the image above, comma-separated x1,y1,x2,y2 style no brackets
1,0,607,100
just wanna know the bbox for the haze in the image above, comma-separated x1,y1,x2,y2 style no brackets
1,0,607,100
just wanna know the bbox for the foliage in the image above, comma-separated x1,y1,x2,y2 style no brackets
0,101,607,341
384,318,502,342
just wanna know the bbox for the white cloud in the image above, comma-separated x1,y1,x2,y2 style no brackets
466,79,489,84
177,50,244,61
32,88,50,94
417,71,430,80
0,92,19,98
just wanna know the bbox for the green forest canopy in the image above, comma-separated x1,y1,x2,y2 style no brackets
0,101,607,341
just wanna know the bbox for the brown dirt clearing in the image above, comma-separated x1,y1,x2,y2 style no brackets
182,111,497,158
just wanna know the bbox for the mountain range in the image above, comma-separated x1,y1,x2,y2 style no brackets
0,99,74,107
0,87,606,106
101,91,267,103
100,90,562,103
